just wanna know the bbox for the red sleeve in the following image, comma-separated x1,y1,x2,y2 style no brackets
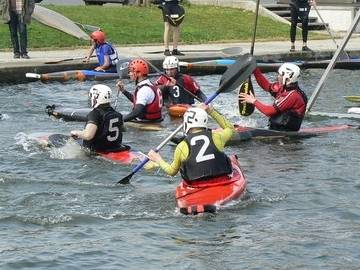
254,100,278,117
182,74,200,93
275,91,299,113
253,68,271,91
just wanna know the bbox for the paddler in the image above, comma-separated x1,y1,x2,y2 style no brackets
116,59,163,123
154,56,207,105
147,103,234,182
239,63,308,131
84,30,119,73
70,84,129,153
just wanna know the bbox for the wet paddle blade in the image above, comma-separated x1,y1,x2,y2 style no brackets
116,58,131,79
117,172,134,185
238,78,255,116
218,54,256,93
47,134,71,148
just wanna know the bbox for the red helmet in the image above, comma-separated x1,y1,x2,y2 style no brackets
129,59,149,76
90,31,105,44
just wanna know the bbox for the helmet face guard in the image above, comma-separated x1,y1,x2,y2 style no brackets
163,56,180,71
89,84,112,108
278,63,300,86
183,107,208,134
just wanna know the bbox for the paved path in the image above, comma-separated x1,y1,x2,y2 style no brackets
1,36,360,84
1,36,360,65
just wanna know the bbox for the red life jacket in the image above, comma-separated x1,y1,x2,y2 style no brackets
133,82,163,121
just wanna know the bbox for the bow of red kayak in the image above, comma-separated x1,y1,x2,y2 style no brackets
175,155,247,215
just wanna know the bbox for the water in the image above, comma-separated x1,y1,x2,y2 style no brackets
0,69,359,269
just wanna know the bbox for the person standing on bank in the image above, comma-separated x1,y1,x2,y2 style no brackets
289,0,316,52
0,0,35,59
158,0,185,56
239,63,307,132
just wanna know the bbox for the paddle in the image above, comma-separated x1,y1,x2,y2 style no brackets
313,5,350,60
44,55,96,65
116,53,256,185
238,0,260,117
146,47,243,56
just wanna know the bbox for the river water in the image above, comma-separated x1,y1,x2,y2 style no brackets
0,69,359,269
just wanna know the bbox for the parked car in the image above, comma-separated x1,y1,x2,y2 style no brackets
83,0,129,5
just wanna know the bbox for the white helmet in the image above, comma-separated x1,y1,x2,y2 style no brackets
163,56,179,71
88,84,112,108
278,63,300,85
183,107,208,134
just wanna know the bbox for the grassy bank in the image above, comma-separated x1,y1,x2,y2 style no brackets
0,4,324,50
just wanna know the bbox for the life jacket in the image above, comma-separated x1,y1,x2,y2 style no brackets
83,106,129,153
180,130,232,182
95,42,119,68
269,84,308,132
167,74,198,104
133,82,163,121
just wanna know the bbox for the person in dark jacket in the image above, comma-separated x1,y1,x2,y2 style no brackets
158,0,185,56
289,0,316,52
239,63,308,132
0,0,35,59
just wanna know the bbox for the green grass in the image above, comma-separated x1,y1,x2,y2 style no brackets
0,4,326,50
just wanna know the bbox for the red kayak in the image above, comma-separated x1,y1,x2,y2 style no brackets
167,104,191,118
36,133,146,165
175,155,247,215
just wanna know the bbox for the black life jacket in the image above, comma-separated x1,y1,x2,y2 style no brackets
269,84,308,132
167,74,195,105
180,130,232,182
83,106,129,153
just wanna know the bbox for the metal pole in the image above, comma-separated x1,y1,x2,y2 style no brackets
306,9,360,113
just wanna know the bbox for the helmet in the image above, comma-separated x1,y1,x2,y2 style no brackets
129,59,149,77
88,84,112,108
278,63,300,85
183,107,208,134
163,56,179,71
90,30,105,44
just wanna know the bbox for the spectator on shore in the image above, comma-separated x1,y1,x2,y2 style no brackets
289,0,316,52
0,0,35,59
158,0,185,56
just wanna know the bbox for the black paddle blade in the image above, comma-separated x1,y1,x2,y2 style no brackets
218,53,256,93
238,78,255,116
117,172,134,185
47,134,71,148
116,58,131,79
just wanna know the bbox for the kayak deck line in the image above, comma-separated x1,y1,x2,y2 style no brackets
26,70,119,82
